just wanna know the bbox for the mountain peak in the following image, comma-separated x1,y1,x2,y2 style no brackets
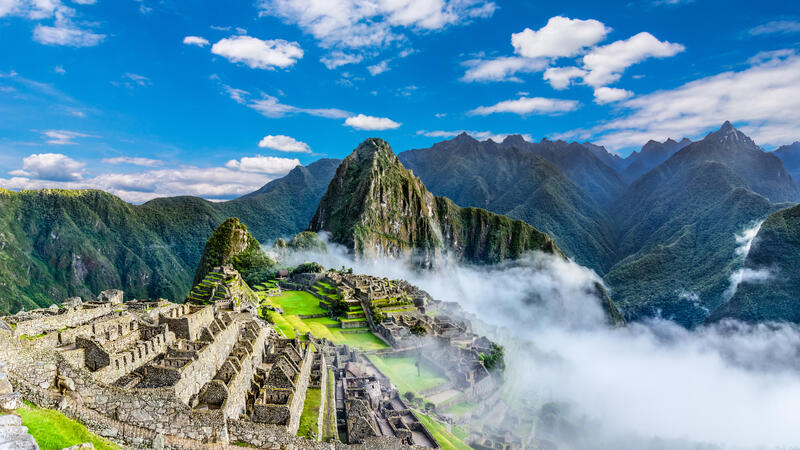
502,134,527,147
708,121,757,147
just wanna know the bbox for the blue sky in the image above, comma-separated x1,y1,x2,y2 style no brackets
1,0,799,202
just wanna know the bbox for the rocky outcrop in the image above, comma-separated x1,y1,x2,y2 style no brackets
309,138,561,266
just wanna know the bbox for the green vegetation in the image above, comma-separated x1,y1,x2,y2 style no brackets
192,218,276,287
416,412,472,450
291,262,324,276
323,369,337,441
287,231,328,252
270,290,327,316
17,401,119,450
297,388,322,439
0,159,339,315
308,138,560,265
367,355,447,394
479,343,505,372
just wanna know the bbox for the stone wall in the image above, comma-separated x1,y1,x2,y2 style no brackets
89,327,175,384
173,316,239,404
218,323,269,418
159,304,214,341
13,303,112,337
287,343,313,435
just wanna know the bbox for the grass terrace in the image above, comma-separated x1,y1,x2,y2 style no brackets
270,290,327,316
416,412,471,450
16,401,119,450
297,388,322,439
367,355,448,394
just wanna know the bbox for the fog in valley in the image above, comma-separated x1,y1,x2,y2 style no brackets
276,235,800,449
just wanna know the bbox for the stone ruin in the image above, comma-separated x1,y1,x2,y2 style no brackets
329,347,439,448
0,288,436,449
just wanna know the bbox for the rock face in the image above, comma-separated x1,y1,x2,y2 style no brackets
309,138,561,266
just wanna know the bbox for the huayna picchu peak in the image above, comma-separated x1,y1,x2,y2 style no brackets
309,138,561,265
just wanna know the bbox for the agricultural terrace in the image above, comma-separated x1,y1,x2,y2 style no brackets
367,355,448,395
256,283,388,351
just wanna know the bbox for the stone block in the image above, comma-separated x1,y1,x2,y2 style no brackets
0,415,22,426
0,393,22,412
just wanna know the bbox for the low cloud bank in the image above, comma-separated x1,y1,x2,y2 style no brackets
281,235,800,448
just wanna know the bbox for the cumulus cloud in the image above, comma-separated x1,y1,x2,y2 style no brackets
511,16,610,59
559,50,800,149
543,66,586,89
257,0,496,50
257,134,311,153
182,35,209,47
344,114,401,130
27,3,105,47
367,60,390,75
593,86,633,104
211,35,303,69
101,156,163,167
417,129,532,142
469,96,579,116
224,155,300,174
320,51,364,69
9,152,85,181
749,20,800,36
460,56,548,82
581,32,685,87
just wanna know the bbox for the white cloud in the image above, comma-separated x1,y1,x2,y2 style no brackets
224,155,300,174
71,0,96,4
123,72,151,87
749,20,800,36
221,84,249,104
581,32,685,87
320,51,363,69
511,16,610,59
257,0,496,50
593,86,633,104
543,66,586,89
461,56,548,82
248,94,350,119
54,65,65,74
367,60,390,75
101,156,163,167
257,134,311,153
30,4,105,47
211,35,303,69
2,152,304,202
344,114,401,130
469,96,580,116
182,35,209,47
417,129,533,142
40,129,94,145
8,152,85,181
562,50,800,149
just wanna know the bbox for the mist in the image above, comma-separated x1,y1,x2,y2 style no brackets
277,236,800,449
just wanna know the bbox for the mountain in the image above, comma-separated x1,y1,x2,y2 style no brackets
309,138,561,265
0,160,339,315
621,138,691,183
581,142,628,173
399,134,618,272
774,142,800,184
605,122,793,326
192,217,271,285
708,204,800,323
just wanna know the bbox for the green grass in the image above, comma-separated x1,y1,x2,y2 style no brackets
297,388,322,439
270,290,327,316
416,412,471,450
442,400,478,416
324,369,336,441
367,355,447,394
17,401,119,450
